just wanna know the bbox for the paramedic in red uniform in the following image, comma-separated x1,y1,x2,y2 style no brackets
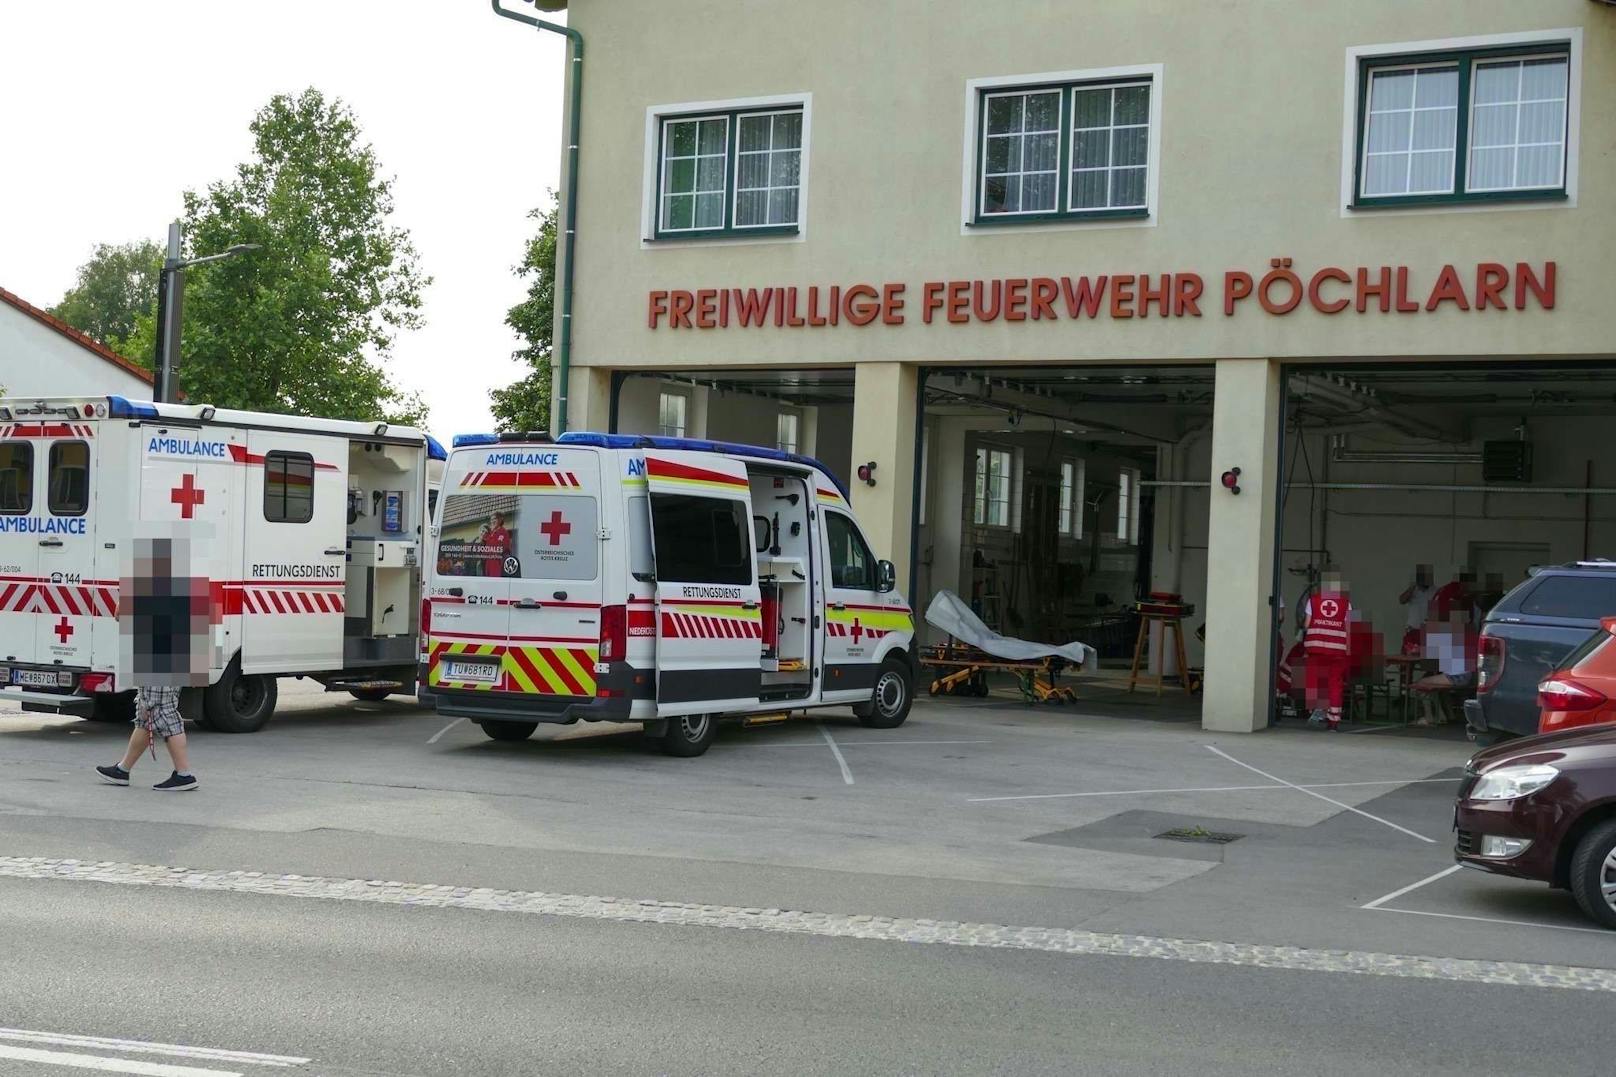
1300,570,1353,730
483,512,513,578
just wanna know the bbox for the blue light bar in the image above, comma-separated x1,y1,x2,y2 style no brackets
425,434,448,460
556,431,850,497
106,396,160,419
451,433,501,448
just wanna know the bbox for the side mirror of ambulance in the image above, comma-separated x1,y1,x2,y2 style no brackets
878,559,897,594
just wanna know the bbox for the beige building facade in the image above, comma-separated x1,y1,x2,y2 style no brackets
546,0,1616,731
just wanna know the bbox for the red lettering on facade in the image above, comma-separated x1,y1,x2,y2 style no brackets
669,290,694,328
1138,273,1169,318
1356,267,1391,313
881,283,906,325
1061,276,1107,318
845,284,881,326
1308,267,1351,314
1515,261,1555,310
1475,263,1509,310
1424,264,1470,311
1029,277,1058,320
1110,274,1136,319
1393,267,1419,313
695,288,718,328
946,280,970,323
1003,278,1029,321
971,279,1001,322
1223,271,1253,315
922,281,946,324
1173,273,1203,317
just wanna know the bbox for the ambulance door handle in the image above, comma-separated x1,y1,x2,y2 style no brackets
38,538,63,548
448,587,464,598
513,599,543,610
552,591,568,601
741,602,759,611
829,603,846,611
323,546,346,557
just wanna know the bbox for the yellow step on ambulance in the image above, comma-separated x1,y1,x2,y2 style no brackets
424,432,916,756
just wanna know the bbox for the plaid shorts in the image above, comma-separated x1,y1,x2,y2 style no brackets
135,686,185,740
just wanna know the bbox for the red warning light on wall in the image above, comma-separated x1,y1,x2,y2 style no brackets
1220,467,1242,495
857,461,878,487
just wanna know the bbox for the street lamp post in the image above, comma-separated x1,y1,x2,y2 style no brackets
151,220,260,403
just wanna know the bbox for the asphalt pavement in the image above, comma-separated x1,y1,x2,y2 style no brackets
1,681,1612,1075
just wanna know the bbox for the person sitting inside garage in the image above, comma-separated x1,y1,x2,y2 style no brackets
1409,611,1477,726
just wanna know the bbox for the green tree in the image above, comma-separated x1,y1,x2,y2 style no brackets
489,198,556,433
49,239,163,353
125,89,428,424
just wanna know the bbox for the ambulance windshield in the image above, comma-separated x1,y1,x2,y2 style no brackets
435,493,599,581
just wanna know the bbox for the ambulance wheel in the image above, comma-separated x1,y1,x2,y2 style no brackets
857,657,913,729
88,691,135,723
348,688,394,703
203,665,277,734
478,720,537,742
659,714,716,757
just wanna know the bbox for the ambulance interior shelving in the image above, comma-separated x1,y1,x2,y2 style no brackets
752,472,813,699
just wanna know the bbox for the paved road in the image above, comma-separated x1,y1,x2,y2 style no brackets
2,684,1612,1074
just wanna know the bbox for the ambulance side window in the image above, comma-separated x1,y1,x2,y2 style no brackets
826,511,877,591
650,494,750,586
627,496,653,580
47,441,90,516
264,451,315,524
0,443,32,515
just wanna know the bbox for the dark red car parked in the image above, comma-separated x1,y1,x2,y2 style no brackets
1454,725,1616,928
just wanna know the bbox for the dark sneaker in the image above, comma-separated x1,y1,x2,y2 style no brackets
153,771,198,792
95,764,130,786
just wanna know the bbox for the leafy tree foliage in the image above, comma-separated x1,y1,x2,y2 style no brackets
125,89,428,423
49,239,163,353
489,199,557,433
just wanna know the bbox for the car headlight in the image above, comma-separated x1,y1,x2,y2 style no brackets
1469,763,1559,801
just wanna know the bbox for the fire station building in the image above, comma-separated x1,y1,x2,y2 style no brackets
543,0,1616,731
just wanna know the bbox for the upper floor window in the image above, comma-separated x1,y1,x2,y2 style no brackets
657,106,803,238
1117,467,1141,545
974,75,1154,224
776,411,799,455
1355,44,1570,207
973,447,1012,528
1059,459,1085,539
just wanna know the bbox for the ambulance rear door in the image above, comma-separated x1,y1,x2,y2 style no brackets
644,452,762,716
426,448,514,692
0,431,41,667
34,423,100,669
501,446,605,699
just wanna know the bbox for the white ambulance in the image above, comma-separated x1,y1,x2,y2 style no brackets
0,395,445,732
424,432,917,756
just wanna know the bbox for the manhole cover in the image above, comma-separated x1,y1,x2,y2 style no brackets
1155,827,1243,845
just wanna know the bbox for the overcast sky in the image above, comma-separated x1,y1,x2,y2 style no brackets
0,0,565,441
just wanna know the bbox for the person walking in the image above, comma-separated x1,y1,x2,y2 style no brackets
96,687,197,791
1301,569,1354,731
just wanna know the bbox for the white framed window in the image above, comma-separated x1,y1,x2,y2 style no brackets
644,94,811,245
1117,468,1140,545
658,391,688,438
776,410,799,454
963,64,1163,231
973,446,1012,528
1343,29,1580,213
1059,459,1085,539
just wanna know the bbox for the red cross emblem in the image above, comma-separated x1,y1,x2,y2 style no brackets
539,510,572,546
850,617,864,644
170,473,205,519
53,616,73,644
1320,599,1340,618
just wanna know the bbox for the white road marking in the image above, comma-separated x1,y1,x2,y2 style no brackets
968,777,1459,803
749,738,990,750
1205,745,1437,844
2,856,1611,992
426,717,465,745
1364,904,1616,936
0,1042,242,1075
1360,865,1464,909
0,1029,306,1068
817,723,854,785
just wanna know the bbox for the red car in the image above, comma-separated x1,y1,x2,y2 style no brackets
1538,617,1616,734
1455,725,1616,928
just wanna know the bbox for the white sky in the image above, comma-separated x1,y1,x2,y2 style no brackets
0,0,565,442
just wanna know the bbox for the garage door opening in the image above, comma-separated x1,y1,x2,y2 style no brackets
1273,362,1616,733
917,365,1214,717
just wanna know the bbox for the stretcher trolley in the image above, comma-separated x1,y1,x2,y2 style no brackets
919,591,1097,705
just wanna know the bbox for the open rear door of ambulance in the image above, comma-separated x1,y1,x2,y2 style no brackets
644,452,762,716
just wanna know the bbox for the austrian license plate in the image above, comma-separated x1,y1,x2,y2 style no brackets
445,660,499,684
11,669,58,687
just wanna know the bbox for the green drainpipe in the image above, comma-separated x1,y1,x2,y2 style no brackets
491,0,582,434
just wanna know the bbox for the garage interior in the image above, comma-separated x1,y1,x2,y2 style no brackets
609,361,1616,723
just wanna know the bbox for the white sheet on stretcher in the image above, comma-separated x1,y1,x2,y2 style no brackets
924,590,1097,669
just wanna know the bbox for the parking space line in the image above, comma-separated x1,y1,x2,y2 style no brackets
969,777,1458,804
747,738,991,750
1365,904,1615,936
1360,865,1463,909
1204,745,1437,844
817,723,854,785
0,1043,243,1075
426,717,465,745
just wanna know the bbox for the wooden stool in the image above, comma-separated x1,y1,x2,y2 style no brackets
1128,610,1193,696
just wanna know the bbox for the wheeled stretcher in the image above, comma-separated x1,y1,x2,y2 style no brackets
919,591,1097,705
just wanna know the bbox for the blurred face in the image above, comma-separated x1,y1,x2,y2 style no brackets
492,514,504,530
1415,564,1433,588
